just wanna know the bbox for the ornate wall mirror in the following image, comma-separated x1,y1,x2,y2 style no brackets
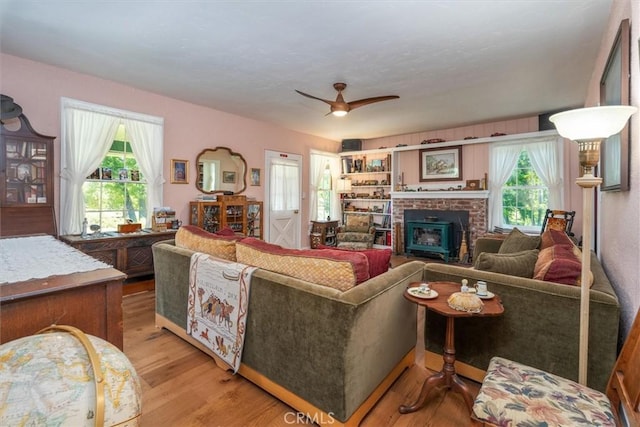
196,147,247,194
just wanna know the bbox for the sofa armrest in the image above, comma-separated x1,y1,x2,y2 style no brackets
473,237,503,257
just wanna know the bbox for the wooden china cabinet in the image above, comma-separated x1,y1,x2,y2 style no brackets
190,195,263,238
0,114,57,236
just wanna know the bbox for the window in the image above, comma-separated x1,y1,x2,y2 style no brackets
501,150,548,230
316,165,332,220
83,127,148,231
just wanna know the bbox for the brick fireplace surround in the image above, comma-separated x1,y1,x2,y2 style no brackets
391,191,489,258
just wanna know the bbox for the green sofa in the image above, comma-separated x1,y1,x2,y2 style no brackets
423,237,620,392
152,239,425,426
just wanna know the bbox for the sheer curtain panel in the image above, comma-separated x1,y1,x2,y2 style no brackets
59,98,164,235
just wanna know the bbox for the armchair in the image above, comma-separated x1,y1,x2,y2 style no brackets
336,213,376,249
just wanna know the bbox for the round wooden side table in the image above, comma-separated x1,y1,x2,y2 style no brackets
400,281,504,414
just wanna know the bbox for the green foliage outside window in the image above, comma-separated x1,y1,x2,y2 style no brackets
316,167,332,220
502,150,548,228
83,140,148,231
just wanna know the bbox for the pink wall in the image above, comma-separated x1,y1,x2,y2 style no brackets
365,114,582,231
0,53,339,235
582,0,639,339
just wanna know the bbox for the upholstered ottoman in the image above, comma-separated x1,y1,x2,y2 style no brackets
0,326,142,426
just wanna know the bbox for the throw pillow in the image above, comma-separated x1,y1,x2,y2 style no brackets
316,244,391,278
534,244,589,286
498,228,541,254
175,225,240,261
540,228,575,250
345,214,371,233
474,249,540,278
215,226,237,237
236,238,370,291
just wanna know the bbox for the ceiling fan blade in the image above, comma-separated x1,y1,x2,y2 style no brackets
295,90,335,106
347,95,399,110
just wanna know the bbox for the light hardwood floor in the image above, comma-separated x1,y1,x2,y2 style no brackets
123,285,479,426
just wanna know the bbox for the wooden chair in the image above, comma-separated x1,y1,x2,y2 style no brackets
540,209,575,236
471,307,640,426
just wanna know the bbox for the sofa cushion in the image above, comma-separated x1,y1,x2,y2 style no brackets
175,225,240,261
498,228,541,254
236,238,370,291
317,244,391,278
474,249,540,278
344,214,371,233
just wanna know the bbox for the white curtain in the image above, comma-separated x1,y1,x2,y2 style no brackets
60,109,119,235
328,155,341,221
60,98,164,235
270,159,299,211
124,119,165,223
526,138,563,210
488,143,521,231
309,151,341,221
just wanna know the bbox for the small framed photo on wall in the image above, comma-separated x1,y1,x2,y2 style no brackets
250,168,261,186
171,159,189,184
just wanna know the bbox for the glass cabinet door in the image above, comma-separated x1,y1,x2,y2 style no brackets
3,137,52,206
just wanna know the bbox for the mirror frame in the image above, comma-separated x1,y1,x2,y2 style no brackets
195,146,247,194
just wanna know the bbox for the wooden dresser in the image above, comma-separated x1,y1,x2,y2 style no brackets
60,229,177,280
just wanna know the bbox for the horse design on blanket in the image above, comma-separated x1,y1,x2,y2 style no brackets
200,294,235,331
187,253,256,373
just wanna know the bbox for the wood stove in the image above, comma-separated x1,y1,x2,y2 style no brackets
405,221,453,262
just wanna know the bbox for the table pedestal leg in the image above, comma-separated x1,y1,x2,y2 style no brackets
399,317,475,414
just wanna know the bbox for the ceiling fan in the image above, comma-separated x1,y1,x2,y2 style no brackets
295,83,399,117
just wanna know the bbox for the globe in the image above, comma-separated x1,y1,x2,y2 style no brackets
0,329,142,426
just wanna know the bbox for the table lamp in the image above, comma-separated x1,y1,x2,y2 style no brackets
550,105,637,385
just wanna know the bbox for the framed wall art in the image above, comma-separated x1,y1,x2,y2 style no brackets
419,146,462,182
171,159,189,184
222,170,236,184
600,18,630,192
250,168,261,186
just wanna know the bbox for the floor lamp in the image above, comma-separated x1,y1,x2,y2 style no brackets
549,105,637,386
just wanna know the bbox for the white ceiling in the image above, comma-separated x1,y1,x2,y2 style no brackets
0,1,612,141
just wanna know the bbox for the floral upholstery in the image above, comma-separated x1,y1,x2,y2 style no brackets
472,356,615,427
337,213,375,249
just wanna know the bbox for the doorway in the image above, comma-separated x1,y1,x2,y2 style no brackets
264,150,302,248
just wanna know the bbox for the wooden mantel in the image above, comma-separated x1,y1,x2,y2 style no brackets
391,190,489,200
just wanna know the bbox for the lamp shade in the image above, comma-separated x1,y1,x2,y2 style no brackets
549,105,637,141
336,178,352,192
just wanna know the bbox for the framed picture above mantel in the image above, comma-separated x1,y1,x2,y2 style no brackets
419,146,462,182
600,18,630,192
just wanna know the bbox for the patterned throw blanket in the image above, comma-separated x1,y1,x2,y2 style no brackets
186,253,256,373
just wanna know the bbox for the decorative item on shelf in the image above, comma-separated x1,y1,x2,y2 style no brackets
549,104,637,385
421,138,446,144
152,207,176,232
490,132,507,137
447,279,484,313
463,179,480,190
463,136,478,140
117,219,142,233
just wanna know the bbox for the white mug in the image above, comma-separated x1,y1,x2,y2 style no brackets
419,283,431,295
476,281,488,296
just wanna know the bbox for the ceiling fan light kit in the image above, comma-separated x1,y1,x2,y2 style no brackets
296,82,399,117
